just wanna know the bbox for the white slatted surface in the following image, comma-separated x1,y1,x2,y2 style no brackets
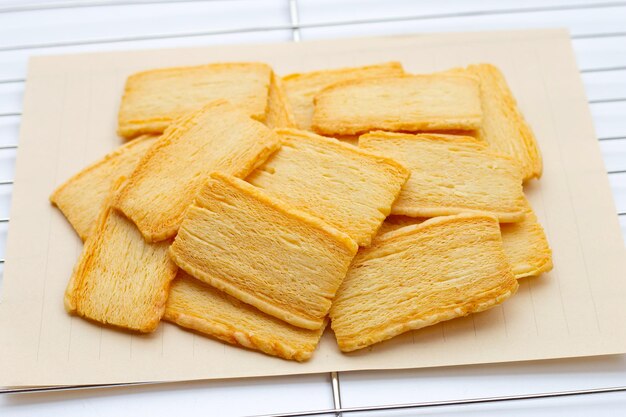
1,1,625,416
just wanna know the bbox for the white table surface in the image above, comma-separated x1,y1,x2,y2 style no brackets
1,1,625,415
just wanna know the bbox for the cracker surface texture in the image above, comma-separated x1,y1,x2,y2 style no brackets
115,100,281,242
282,62,404,130
359,132,526,222
64,181,178,333
50,135,157,241
118,62,272,139
165,272,326,361
330,213,519,352
501,199,553,278
265,72,296,129
381,207,552,279
169,172,358,330
450,64,542,181
247,128,410,246
312,74,482,136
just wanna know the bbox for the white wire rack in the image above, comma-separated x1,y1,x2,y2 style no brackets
0,1,625,415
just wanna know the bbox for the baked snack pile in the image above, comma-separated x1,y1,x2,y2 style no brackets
51,61,552,361
114,100,281,242
169,172,358,330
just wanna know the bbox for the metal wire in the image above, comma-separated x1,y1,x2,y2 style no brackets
330,372,342,417
0,25,288,52
0,1,623,84
0,381,165,395
599,135,626,141
289,0,301,42
580,66,626,73
299,3,626,38
589,98,626,104
0,78,24,84
2,0,625,16
253,385,626,417
2,2,626,52
0,0,250,14
572,31,626,39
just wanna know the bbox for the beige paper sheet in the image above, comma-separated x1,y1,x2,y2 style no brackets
1,29,626,387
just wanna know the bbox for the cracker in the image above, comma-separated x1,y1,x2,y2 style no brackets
330,213,519,352
117,62,272,139
246,128,410,246
50,135,157,241
448,64,542,181
64,179,178,333
312,74,482,136
165,272,326,362
265,72,296,129
359,132,526,222
282,62,404,130
380,204,552,279
114,100,281,242
169,172,358,330
501,199,553,278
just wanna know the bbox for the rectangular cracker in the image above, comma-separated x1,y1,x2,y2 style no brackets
50,135,158,241
114,100,281,242
117,62,272,139
246,128,410,246
169,172,358,330
448,64,542,181
359,132,526,222
330,213,519,352
501,199,553,279
312,74,482,136
282,62,404,130
65,180,178,333
265,72,296,129
164,272,326,362
379,209,552,279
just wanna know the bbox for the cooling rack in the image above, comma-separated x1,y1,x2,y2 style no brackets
1,1,625,415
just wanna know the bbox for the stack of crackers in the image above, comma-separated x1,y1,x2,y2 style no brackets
50,61,552,361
